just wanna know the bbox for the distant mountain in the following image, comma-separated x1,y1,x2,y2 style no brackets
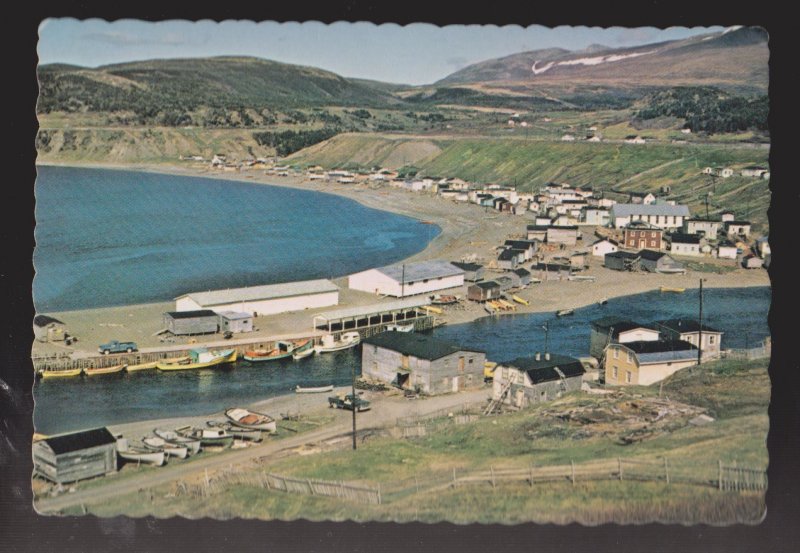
37,56,402,115
435,27,768,94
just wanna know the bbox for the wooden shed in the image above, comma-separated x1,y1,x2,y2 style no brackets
217,311,254,333
495,276,514,292
163,310,220,335
33,427,117,484
467,281,502,302
33,315,66,343
450,261,485,282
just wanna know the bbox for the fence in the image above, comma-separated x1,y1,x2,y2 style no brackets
722,339,771,361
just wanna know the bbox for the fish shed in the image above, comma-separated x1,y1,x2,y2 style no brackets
217,311,254,333
163,310,220,335
33,427,118,484
33,315,66,343
467,281,502,302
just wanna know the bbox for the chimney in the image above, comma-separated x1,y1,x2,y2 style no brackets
535,352,541,361
545,352,551,361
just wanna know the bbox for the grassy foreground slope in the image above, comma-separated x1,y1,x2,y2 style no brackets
84,358,769,523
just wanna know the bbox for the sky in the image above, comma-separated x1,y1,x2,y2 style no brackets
38,19,726,85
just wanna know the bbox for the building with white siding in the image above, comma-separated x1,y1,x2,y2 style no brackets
348,260,464,298
609,204,691,229
175,279,339,316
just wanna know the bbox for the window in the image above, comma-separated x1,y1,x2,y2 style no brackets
468,358,474,364
613,348,619,359
709,335,716,345
651,231,656,238
612,367,618,379
650,240,656,247
626,371,632,383
423,279,429,283
626,351,633,363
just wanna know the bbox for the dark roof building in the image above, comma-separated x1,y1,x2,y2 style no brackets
670,233,701,244
502,354,586,383
33,315,64,327
363,331,484,361
450,261,483,272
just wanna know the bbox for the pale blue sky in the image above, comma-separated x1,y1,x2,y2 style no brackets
38,19,726,85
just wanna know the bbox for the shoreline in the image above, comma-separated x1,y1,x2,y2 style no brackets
33,161,771,354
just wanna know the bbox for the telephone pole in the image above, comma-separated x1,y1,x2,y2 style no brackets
697,279,705,365
351,359,357,450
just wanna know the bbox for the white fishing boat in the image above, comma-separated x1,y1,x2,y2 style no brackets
224,407,278,433
313,331,361,354
152,429,201,455
206,420,263,442
295,384,335,394
142,436,188,459
292,345,315,360
116,438,166,466
175,426,235,448
385,322,414,333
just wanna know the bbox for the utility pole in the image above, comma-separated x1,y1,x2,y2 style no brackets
697,279,704,365
401,264,405,298
351,358,357,450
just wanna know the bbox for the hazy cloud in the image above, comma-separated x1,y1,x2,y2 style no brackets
613,28,659,45
82,31,187,47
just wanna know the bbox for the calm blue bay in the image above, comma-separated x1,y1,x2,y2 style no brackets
33,165,440,312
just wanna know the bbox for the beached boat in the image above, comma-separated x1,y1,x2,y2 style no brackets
39,368,83,379
292,345,315,360
224,407,277,433
659,286,686,293
484,304,496,315
314,332,361,354
295,384,335,394
128,356,190,372
152,429,201,455
385,322,414,333
116,438,166,466
175,426,235,448
598,298,609,305
556,308,575,317
156,348,237,371
84,364,127,376
244,339,311,362
142,437,188,459
512,295,529,306
421,304,443,315
430,294,459,305
206,420,263,442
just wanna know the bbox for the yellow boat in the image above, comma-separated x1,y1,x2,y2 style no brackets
497,299,517,310
512,295,529,306
422,305,443,315
39,368,83,379
659,286,686,293
156,348,237,371
84,364,127,376
128,356,190,372
483,361,498,380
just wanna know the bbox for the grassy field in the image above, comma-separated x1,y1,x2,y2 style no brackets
82,358,769,523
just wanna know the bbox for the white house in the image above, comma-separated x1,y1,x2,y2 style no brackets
720,210,736,222
582,207,610,226
716,242,738,260
609,204,691,230
725,221,752,238
669,233,703,257
591,238,619,258
684,219,721,237
741,166,769,178
175,279,339,317
348,260,465,298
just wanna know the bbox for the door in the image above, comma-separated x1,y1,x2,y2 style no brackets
458,356,465,374
639,240,645,249
452,376,460,392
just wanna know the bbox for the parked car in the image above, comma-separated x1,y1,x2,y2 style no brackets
98,340,138,354
328,393,371,412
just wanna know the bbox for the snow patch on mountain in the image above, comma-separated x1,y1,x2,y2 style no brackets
531,49,657,75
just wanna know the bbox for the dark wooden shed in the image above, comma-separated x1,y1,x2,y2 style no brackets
33,427,118,484
163,309,220,335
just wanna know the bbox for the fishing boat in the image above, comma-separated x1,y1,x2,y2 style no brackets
84,364,127,376
598,298,609,305
116,438,166,466
142,437,188,459
512,295,529,306
128,356,190,372
421,304,443,315
295,384,335,394
156,348,237,371
659,286,686,293
224,407,277,433
244,339,311,362
430,294,459,305
484,304,496,315
556,308,575,317
314,332,361,354
152,429,201,455
39,368,83,379
385,322,414,333
292,346,315,360
206,420,263,442
175,426,235,448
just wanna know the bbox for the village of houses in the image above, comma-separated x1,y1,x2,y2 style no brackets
32,152,771,498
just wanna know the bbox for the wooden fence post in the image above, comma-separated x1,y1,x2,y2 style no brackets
664,457,670,485
307,479,314,495
618,457,623,481
453,467,457,488
530,464,534,488
377,483,382,505
491,465,496,490
718,460,723,491
733,460,738,491
571,460,575,486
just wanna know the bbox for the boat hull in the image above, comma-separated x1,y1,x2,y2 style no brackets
126,361,157,372
118,450,166,466
142,438,188,459
292,347,315,360
224,408,278,433
153,429,201,455
39,368,83,379
295,384,335,394
156,350,237,371
84,364,126,376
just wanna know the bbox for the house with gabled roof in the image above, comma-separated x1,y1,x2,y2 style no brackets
589,317,661,359
492,352,586,408
349,260,464,298
603,340,698,385
654,319,723,360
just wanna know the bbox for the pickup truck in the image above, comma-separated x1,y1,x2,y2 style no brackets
328,393,371,412
98,340,138,355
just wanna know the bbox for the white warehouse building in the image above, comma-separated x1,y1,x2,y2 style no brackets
175,279,339,316
609,203,691,230
348,260,464,298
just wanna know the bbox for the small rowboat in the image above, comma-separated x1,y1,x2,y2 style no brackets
556,308,574,317
659,286,686,293
206,420,263,442
126,361,157,372
421,305,443,315
292,346,315,360
314,332,361,354
224,407,277,433
386,322,414,333
175,426,235,448
116,438,166,466
430,294,459,305
39,368,83,379
244,339,311,362
84,364,127,376
598,297,609,305
295,384,334,394
152,429,201,455
512,295,529,306
142,437,188,459
156,348,237,371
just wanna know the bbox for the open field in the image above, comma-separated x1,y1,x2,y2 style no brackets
65,358,769,523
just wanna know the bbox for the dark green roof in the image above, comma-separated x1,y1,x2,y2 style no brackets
501,354,585,384
43,427,116,455
363,331,483,361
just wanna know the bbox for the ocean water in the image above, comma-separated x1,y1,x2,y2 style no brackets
33,286,770,435
33,165,440,312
